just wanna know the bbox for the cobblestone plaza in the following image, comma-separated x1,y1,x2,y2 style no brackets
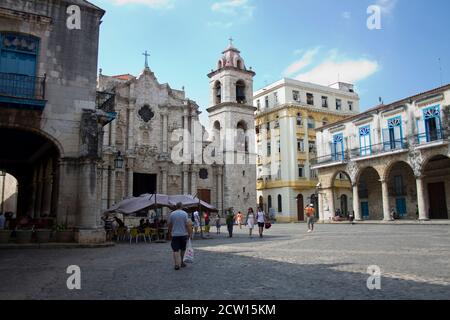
0,224,449,300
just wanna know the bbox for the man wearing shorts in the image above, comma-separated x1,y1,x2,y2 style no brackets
305,204,315,233
168,202,192,270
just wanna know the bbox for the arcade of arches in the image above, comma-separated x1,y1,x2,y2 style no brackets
0,128,59,220
317,152,450,221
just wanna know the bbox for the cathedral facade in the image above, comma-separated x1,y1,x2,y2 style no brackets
99,43,256,215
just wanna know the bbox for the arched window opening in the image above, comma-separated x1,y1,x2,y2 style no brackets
277,194,282,213
214,81,221,104
237,59,242,69
236,80,246,104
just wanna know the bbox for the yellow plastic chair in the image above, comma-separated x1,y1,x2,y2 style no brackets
116,227,127,242
149,228,158,241
144,228,153,243
129,228,139,244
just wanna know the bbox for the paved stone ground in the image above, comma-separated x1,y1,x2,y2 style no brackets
0,224,449,300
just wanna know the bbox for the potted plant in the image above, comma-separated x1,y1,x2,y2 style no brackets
35,218,53,243
0,229,11,243
54,223,74,243
16,227,33,244
35,228,52,243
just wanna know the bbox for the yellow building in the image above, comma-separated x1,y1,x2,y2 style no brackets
254,78,359,222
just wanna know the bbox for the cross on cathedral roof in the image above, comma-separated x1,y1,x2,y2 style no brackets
143,50,150,69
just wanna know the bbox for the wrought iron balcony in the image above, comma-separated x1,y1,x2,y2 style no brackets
310,151,349,167
414,128,446,146
96,91,115,113
349,139,408,159
0,72,46,110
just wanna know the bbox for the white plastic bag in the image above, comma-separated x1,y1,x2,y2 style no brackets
183,239,194,263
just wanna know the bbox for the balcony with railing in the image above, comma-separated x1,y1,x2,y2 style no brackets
310,151,349,167
349,139,408,160
414,127,446,147
96,91,116,123
0,72,46,110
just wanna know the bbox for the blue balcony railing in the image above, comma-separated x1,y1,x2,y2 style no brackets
415,128,445,145
0,72,46,100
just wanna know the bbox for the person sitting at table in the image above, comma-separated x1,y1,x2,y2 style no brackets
138,219,145,233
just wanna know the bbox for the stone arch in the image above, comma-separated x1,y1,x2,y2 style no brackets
422,154,450,219
384,160,418,219
330,169,353,188
0,126,61,218
217,60,223,69
0,123,64,158
357,166,383,220
382,159,415,182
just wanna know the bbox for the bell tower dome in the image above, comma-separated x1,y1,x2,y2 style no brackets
208,38,255,107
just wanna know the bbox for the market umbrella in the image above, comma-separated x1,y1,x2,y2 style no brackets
106,193,171,215
168,194,218,212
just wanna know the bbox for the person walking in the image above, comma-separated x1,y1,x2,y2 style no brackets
256,207,266,238
204,211,210,235
246,207,255,238
305,204,316,233
236,211,243,229
168,202,192,271
215,214,221,235
193,210,200,235
225,208,235,238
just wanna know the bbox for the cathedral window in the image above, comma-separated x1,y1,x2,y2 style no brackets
199,169,208,180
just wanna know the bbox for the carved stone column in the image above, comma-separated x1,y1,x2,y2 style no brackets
183,108,190,162
34,163,44,218
380,179,392,221
217,167,223,215
41,159,53,217
324,187,335,221
191,166,198,196
318,190,325,222
416,176,428,220
352,183,361,221
182,165,189,194
161,111,169,154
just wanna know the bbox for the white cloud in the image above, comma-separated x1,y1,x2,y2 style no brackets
206,21,234,29
376,0,398,14
108,0,174,9
295,58,379,86
342,11,351,19
283,47,320,77
211,0,255,19
293,49,304,56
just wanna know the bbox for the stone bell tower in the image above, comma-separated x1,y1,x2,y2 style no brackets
207,39,257,214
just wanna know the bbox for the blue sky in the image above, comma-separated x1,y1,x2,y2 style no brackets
90,0,450,125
